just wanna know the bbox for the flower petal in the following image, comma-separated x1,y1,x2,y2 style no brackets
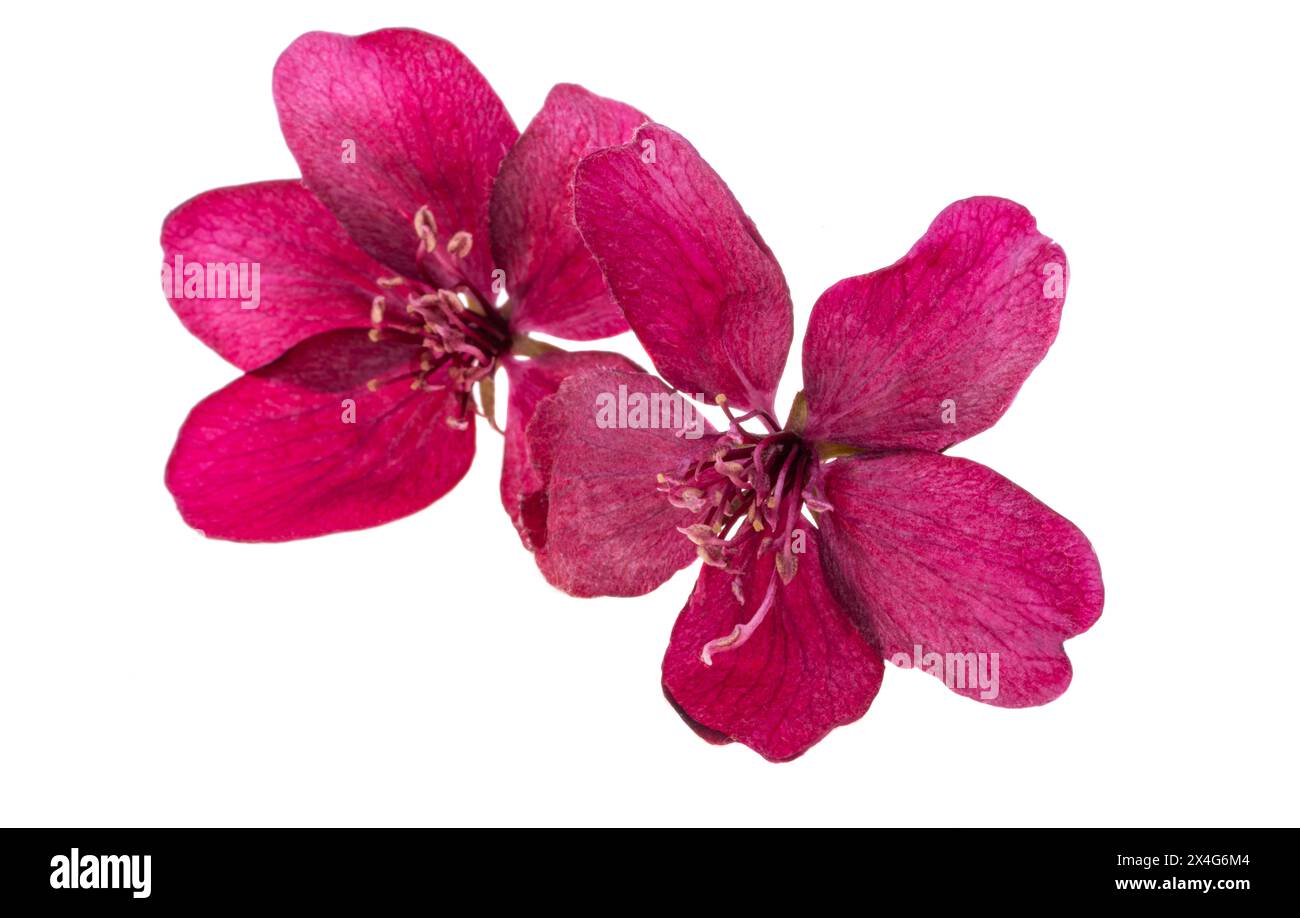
662,526,884,762
817,451,1103,706
801,197,1068,451
166,330,474,541
526,369,717,596
575,123,792,414
492,84,645,340
500,349,642,550
273,29,517,288
161,181,391,370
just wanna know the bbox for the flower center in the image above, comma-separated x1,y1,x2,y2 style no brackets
365,205,511,428
657,404,828,665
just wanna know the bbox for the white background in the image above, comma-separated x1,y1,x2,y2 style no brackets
2,1,1297,827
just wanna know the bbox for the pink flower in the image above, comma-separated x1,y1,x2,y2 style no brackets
527,124,1104,761
163,29,645,542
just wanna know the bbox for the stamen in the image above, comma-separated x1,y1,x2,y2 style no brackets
677,524,720,546
714,455,748,488
413,205,438,252
701,572,778,666
370,296,385,325
667,488,708,512
447,231,473,258
775,550,798,584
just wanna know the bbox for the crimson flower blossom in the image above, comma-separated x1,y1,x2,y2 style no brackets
163,29,642,542
526,124,1103,761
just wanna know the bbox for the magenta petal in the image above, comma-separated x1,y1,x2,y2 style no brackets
575,123,793,413
801,197,1068,451
662,526,884,762
500,349,642,549
273,29,517,288
817,452,1103,707
492,84,645,340
166,330,474,541
526,370,718,597
161,180,392,370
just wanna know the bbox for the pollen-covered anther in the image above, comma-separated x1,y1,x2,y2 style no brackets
413,205,438,252
775,550,798,584
715,456,748,488
377,276,405,288
368,328,382,343
447,231,473,259
370,296,386,325
667,487,708,512
697,542,729,569
366,378,379,392
677,523,720,546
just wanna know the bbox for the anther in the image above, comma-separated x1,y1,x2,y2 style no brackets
370,296,385,325
447,231,473,258
775,550,798,584
414,205,438,252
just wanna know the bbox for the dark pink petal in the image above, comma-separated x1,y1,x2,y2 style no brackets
161,181,391,370
801,197,1068,451
166,330,474,541
575,123,792,414
273,29,517,289
500,349,642,549
817,451,1103,707
492,84,645,340
526,369,717,597
663,526,884,762
662,684,733,746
